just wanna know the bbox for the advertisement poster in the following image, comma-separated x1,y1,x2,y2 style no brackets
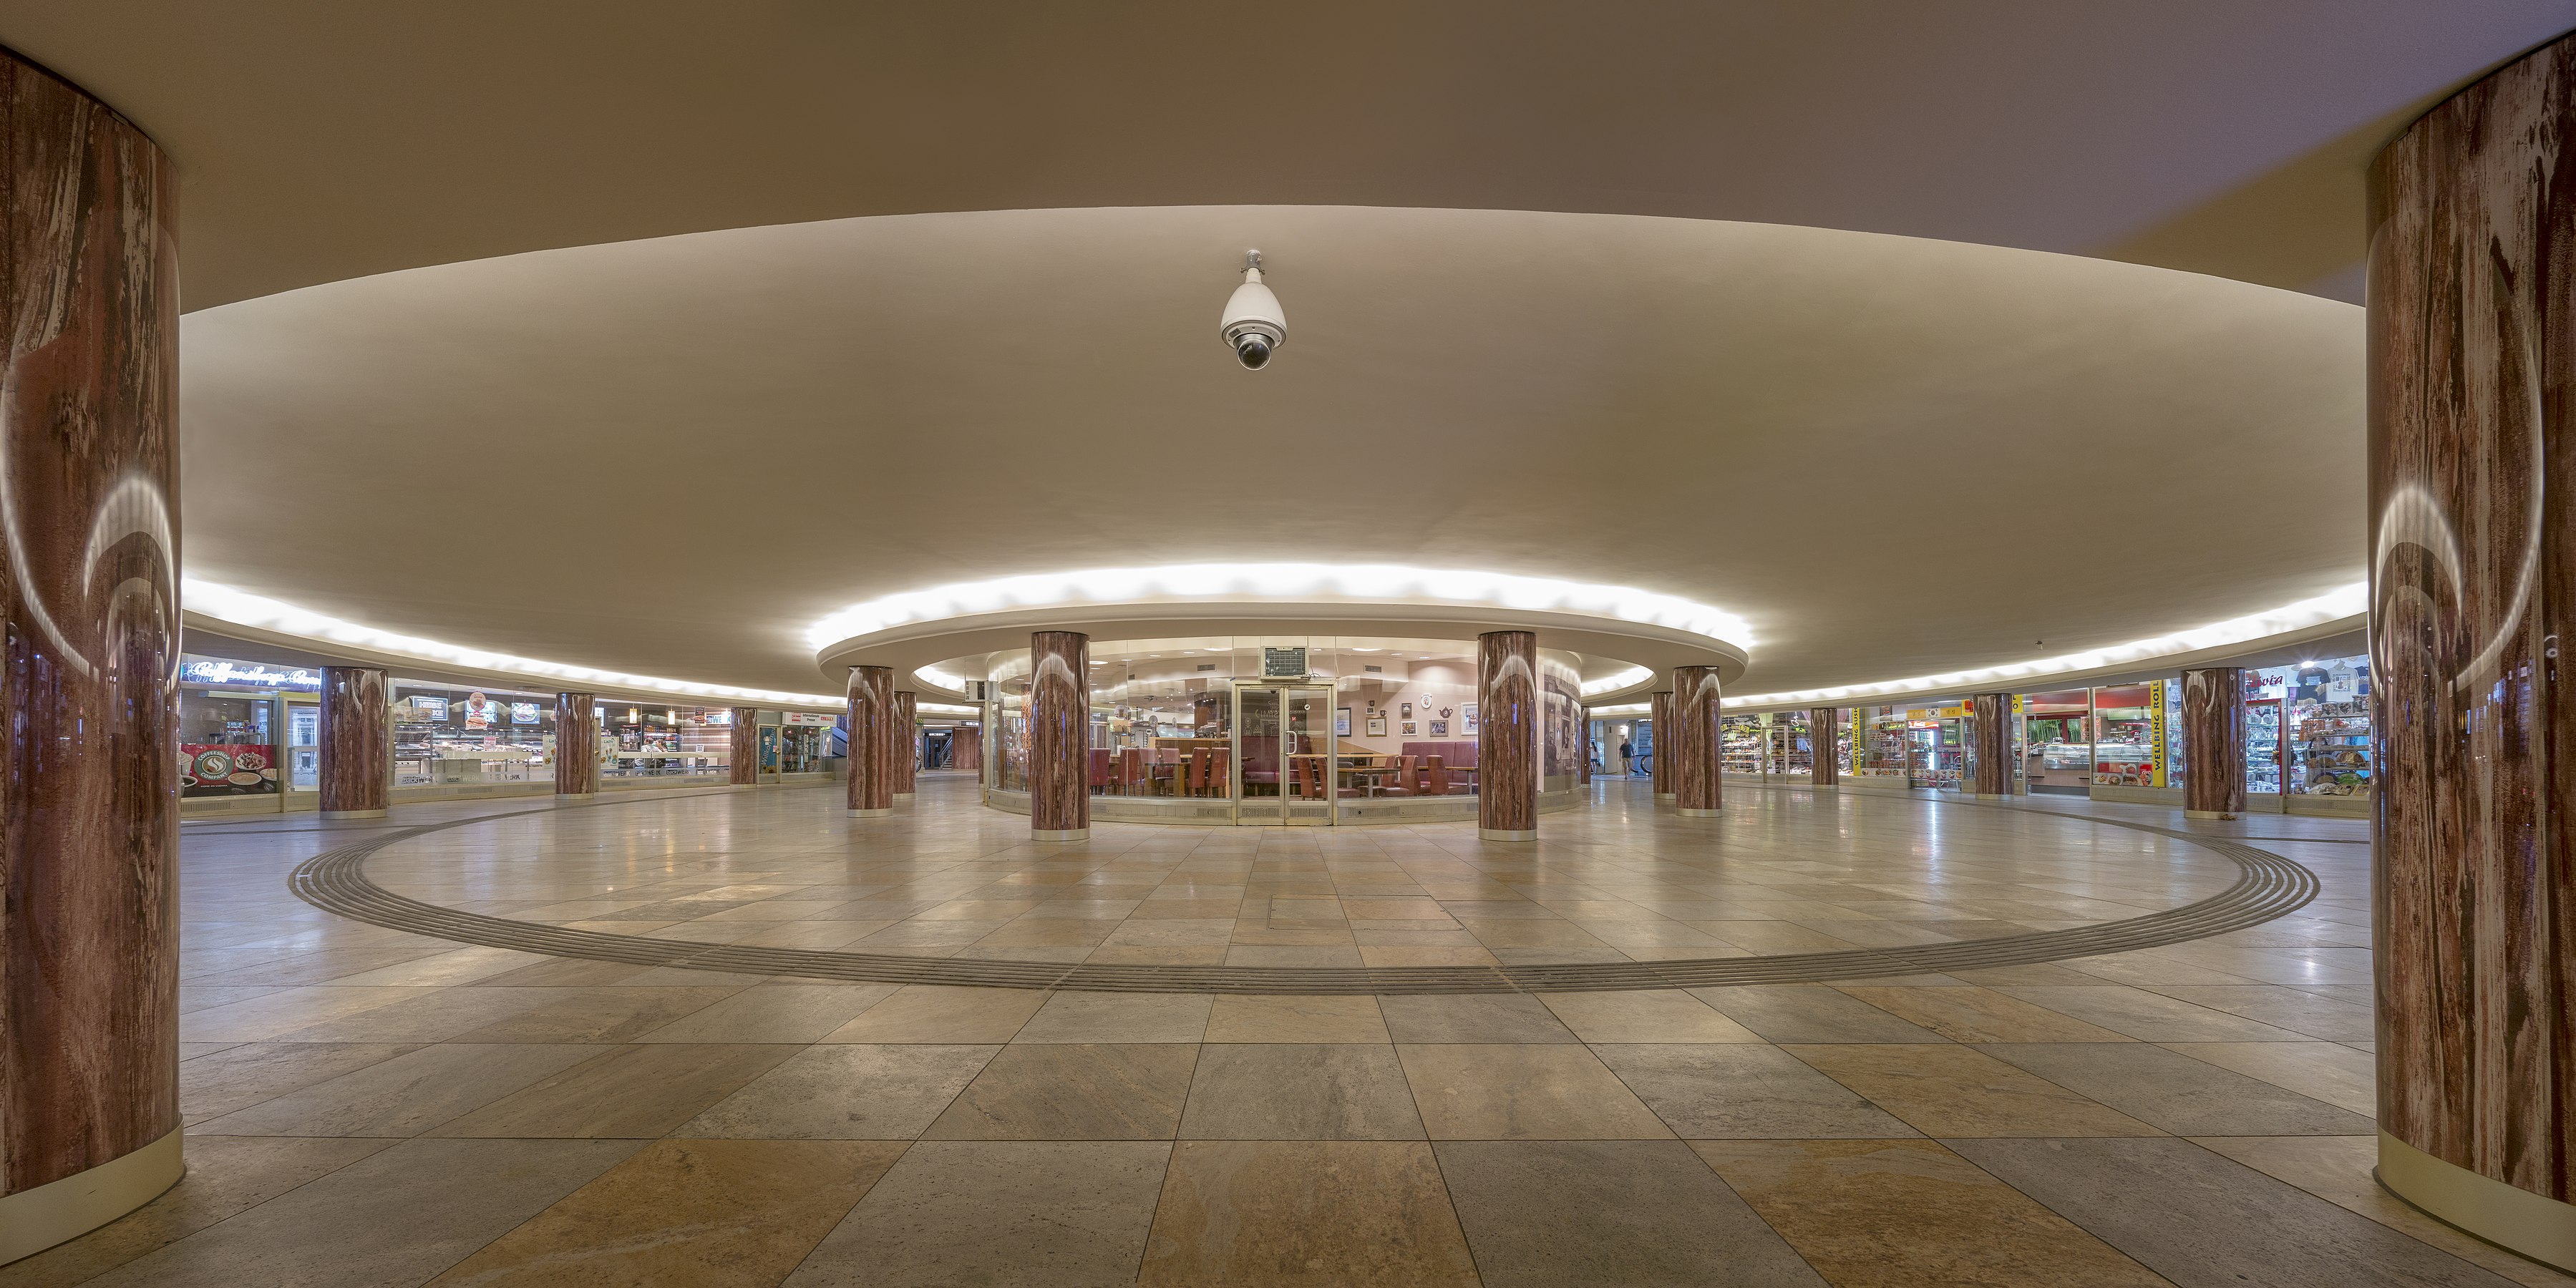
2147,683,2169,788
180,743,280,796
510,702,541,725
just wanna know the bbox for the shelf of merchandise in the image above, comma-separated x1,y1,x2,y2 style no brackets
2293,706,2371,799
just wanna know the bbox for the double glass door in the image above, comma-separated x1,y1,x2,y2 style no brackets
1234,683,1336,825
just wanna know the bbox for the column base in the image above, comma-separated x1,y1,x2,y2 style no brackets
0,1126,183,1264
2379,1131,2576,1272
319,808,388,820
2183,809,2240,820
1654,792,1677,804
1676,806,1723,817
1477,828,1537,842
848,807,894,818
1031,827,1089,841
893,791,915,801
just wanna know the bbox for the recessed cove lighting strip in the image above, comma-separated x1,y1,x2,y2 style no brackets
805,564,1756,650
185,579,844,708
1721,581,2368,708
1580,665,1654,697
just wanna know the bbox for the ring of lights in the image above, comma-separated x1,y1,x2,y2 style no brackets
806,564,1753,703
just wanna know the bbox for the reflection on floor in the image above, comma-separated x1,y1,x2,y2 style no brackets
11,776,2563,1287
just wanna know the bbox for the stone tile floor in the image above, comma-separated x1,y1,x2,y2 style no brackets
9,775,2566,1287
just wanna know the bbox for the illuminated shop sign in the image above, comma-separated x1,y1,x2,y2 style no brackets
178,660,322,691
510,702,541,725
779,711,836,726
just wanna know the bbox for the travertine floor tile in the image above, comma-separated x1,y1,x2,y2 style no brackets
1692,1138,2167,1287
633,983,897,1043
1982,1043,2372,1136
786,1141,1168,1287
1784,1043,2161,1138
430,1042,795,1138
424,1139,903,1287
926,1043,1197,1140
1177,1045,1424,1140
190,1043,603,1138
818,985,1044,1043
1438,1140,1826,1287
1139,1141,1478,1287
676,1045,996,1139
1396,1043,1671,1140
0,1136,394,1288
1203,994,1390,1043
1595,1043,1919,1138
1015,992,1213,1043
1836,986,2134,1044
1540,990,1763,1042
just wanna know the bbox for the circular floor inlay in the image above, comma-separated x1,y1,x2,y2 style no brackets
288,790,2320,994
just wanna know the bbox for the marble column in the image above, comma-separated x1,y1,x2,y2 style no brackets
1968,693,2013,799
1578,707,1591,786
847,666,896,817
1809,707,1840,787
1671,666,1723,816
0,47,183,1263
729,706,759,786
952,724,983,771
894,691,918,799
1477,630,1538,841
318,666,389,818
2368,33,2576,1270
1029,631,1089,840
2179,668,2245,819
554,693,598,797
1650,688,1676,802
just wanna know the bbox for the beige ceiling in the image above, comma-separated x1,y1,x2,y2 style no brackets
180,205,2361,698
7,1,2574,310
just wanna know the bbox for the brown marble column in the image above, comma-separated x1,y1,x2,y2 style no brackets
554,693,598,797
952,724,983,771
1650,688,1675,802
1578,707,1591,786
318,666,389,817
847,666,896,817
894,691,918,799
728,706,759,786
1477,630,1538,841
1029,631,1089,840
1671,667,1723,816
2179,668,2245,819
1967,693,2013,799
2369,34,2576,1270
0,49,183,1263
1809,707,1840,787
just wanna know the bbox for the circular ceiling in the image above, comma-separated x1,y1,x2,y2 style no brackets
178,203,2363,702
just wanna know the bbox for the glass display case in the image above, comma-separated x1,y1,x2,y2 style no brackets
2020,688,2093,794
392,683,555,787
1910,716,1962,790
2090,683,2163,788
1854,708,1912,779
1720,715,1766,774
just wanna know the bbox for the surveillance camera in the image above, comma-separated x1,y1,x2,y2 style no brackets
1218,251,1285,370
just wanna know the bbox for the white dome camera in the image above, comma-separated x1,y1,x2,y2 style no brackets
1218,250,1285,370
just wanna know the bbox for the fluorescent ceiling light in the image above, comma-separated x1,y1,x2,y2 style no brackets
1720,581,2368,708
805,563,1755,652
185,577,843,708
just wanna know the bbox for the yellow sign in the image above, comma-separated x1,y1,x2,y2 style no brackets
2147,683,2168,788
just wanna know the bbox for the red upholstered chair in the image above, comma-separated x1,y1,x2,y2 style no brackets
1205,748,1230,796
1376,755,1421,796
1087,748,1111,794
1117,747,1146,796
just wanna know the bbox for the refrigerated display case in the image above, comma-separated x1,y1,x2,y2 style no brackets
2290,655,2371,801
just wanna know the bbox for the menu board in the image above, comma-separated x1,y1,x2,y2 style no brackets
1261,647,1309,678
510,702,541,725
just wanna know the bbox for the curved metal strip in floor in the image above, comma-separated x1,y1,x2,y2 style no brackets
288,791,2323,995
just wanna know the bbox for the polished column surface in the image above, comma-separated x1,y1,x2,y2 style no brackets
1808,707,1840,786
1477,630,1538,841
1671,667,1722,816
0,48,182,1262
847,667,897,817
893,691,918,799
1968,693,2012,799
1578,707,1591,786
1028,631,1089,840
1650,689,1675,802
318,666,389,818
2179,668,2246,819
728,706,759,786
554,693,598,797
2369,31,2576,1270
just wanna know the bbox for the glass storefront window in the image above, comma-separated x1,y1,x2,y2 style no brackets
2089,683,2165,788
179,692,278,798
1721,714,1764,774
1853,706,1910,779
394,682,554,786
603,703,734,778
2021,689,2092,794
2290,654,2372,799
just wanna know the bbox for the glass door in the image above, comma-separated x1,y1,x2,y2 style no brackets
1282,686,1336,825
284,699,320,793
2245,697,2284,804
1233,684,1336,826
1235,686,1283,824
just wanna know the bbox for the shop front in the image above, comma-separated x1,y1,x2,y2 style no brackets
600,702,734,782
177,655,324,816
978,635,1594,826
392,680,558,799
758,710,840,783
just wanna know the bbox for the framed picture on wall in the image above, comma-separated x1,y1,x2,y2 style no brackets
1464,704,1478,733
1335,708,1351,736
1401,702,1413,718
1401,721,1418,736
1367,717,1389,736
1429,719,1449,736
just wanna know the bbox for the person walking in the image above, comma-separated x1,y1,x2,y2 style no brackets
1618,737,1634,776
